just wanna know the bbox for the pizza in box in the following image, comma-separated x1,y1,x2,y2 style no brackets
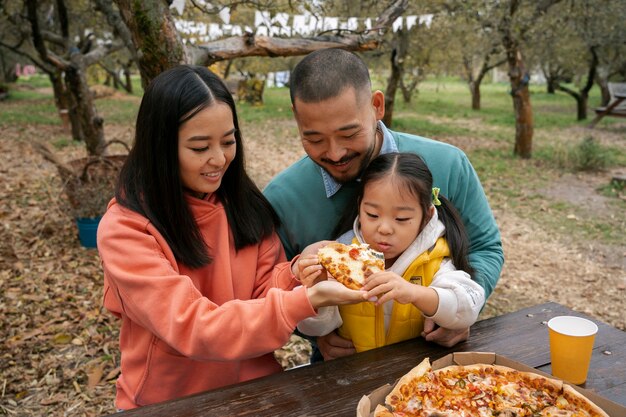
375,357,609,417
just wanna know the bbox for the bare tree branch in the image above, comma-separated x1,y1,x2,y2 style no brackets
374,0,408,29
0,40,53,75
189,0,280,14
41,29,66,46
93,0,140,61
55,0,69,40
191,0,408,66
83,40,126,67
191,33,380,65
26,0,49,63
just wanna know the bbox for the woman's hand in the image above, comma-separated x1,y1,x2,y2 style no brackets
306,280,365,309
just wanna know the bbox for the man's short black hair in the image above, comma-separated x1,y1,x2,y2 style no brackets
289,49,371,106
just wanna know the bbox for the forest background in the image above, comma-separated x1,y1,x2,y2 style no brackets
1,0,625,415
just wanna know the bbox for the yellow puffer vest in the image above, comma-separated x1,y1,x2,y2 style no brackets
337,237,450,352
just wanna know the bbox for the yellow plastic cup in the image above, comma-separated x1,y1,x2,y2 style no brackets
548,316,598,385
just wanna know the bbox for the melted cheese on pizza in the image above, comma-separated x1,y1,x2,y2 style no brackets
318,242,384,289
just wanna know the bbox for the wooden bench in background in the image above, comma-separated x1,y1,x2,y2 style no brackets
588,82,626,128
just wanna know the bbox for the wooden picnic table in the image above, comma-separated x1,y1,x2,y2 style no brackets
588,82,626,128
111,302,626,416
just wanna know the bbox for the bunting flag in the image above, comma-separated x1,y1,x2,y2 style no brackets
173,5,433,44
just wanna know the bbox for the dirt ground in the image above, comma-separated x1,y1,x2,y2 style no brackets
0,96,624,416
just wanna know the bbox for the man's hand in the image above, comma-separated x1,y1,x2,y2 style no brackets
316,330,355,361
421,318,469,348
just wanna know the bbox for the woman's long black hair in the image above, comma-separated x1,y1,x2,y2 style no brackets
115,65,279,268
334,152,474,276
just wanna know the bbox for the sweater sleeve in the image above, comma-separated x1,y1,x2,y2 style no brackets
446,152,504,299
98,209,316,362
425,259,485,329
251,233,300,299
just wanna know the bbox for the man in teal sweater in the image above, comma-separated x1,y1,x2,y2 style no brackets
264,49,503,358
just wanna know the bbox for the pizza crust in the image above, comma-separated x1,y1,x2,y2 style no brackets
562,384,610,417
373,404,395,417
385,357,432,410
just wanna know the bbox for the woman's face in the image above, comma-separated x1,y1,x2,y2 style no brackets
359,177,429,265
178,102,236,198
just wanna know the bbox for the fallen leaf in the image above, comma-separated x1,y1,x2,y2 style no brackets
53,333,72,344
40,393,66,405
87,363,104,388
105,366,120,381
15,390,29,400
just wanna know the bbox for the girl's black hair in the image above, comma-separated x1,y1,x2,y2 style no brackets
334,152,474,276
115,65,279,269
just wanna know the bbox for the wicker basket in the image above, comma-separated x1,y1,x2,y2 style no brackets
32,139,129,218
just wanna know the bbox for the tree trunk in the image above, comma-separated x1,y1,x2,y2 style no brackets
123,62,133,94
49,70,70,111
577,94,588,120
383,29,410,127
463,57,481,110
65,54,106,155
470,81,481,110
383,47,401,127
597,78,610,106
399,77,417,103
507,48,533,159
547,78,556,94
113,0,188,89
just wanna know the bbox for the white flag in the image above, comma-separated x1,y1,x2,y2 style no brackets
170,0,185,16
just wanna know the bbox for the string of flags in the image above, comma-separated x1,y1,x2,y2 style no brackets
170,2,433,44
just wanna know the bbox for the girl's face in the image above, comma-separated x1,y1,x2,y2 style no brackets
359,176,430,265
178,103,236,198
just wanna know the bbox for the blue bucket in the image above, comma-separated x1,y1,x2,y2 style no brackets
76,217,102,248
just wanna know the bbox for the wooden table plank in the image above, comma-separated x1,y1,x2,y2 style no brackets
110,302,626,416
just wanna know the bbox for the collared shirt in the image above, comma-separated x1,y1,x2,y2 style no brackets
320,121,399,198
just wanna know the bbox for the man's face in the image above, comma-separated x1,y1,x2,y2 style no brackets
292,87,385,183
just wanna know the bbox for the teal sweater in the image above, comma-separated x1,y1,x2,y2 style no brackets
263,130,503,298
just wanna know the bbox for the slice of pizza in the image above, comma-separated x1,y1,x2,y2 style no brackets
318,242,385,290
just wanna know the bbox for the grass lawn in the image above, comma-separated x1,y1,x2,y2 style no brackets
2,74,624,245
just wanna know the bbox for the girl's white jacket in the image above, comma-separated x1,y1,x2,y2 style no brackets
297,210,485,337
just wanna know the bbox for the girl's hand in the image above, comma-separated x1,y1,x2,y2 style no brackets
362,271,417,305
363,272,438,315
294,254,325,287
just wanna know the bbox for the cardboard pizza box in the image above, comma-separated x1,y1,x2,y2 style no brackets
356,351,626,417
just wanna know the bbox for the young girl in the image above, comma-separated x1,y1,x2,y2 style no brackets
297,152,485,352
97,65,363,410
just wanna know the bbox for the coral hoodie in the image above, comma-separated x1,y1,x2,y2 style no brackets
97,194,315,409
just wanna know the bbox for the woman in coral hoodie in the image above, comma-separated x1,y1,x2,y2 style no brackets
97,65,364,410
